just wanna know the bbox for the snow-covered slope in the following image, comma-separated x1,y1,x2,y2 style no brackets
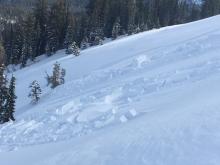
1,15,220,165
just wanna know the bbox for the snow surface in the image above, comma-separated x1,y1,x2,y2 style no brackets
1,15,220,165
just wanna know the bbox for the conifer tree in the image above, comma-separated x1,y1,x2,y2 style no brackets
80,36,89,50
127,23,135,35
0,64,8,123
28,80,42,104
46,23,58,56
45,43,52,56
49,0,70,49
88,29,104,46
6,75,16,121
11,24,23,65
20,41,29,68
139,23,148,32
66,42,80,56
112,18,121,40
0,44,8,123
0,40,5,65
33,0,49,56
134,25,141,34
51,62,61,88
22,14,36,62
127,0,136,35
60,68,66,84
72,42,80,56
93,29,104,45
64,25,74,50
46,62,66,88
3,23,14,65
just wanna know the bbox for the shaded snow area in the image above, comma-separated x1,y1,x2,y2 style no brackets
1,15,220,165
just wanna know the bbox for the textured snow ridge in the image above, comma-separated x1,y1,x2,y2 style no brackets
1,15,220,165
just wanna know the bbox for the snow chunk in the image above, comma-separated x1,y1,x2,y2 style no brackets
104,88,123,104
135,55,151,68
77,103,112,123
61,100,82,114
129,109,137,117
120,115,128,123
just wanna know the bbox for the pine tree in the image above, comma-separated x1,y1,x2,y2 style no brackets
51,62,61,88
80,36,89,50
87,0,105,42
20,42,29,68
60,68,66,84
112,17,121,40
22,14,36,62
0,44,9,124
33,0,49,56
5,75,16,121
46,24,58,56
46,5,61,56
127,23,135,35
0,64,9,123
46,62,66,88
72,42,80,56
139,23,148,32
28,80,42,104
64,25,74,50
3,23,14,65
134,25,141,34
11,24,23,65
30,22,39,62
66,42,80,56
127,0,136,35
88,28,104,46
0,40,5,65
45,43,52,56
94,35,103,45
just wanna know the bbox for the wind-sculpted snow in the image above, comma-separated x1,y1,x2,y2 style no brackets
1,15,220,165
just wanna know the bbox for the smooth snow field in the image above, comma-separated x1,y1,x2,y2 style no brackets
1,15,220,165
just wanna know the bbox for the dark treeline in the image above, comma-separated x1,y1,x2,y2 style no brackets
0,0,220,67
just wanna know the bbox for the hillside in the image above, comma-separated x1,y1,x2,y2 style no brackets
1,15,220,164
